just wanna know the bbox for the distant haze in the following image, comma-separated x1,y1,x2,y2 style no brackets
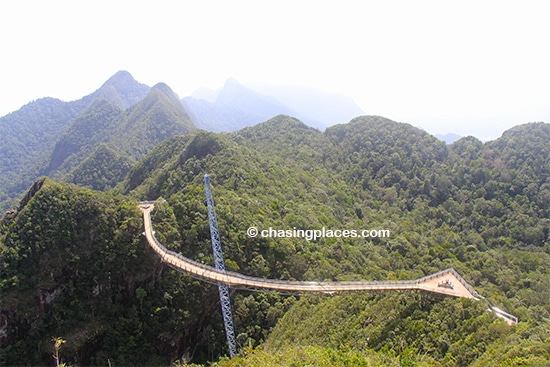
185,78,364,132
1,2,549,141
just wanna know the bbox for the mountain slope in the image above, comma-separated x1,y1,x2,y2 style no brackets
0,71,150,211
45,99,123,176
115,82,196,159
66,143,135,191
483,122,550,188
0,98,83,208
1,118,549,366
231,115,330,167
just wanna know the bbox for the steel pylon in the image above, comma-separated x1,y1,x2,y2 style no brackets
204,174,238,358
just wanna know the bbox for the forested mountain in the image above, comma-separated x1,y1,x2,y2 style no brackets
0,71,149,211
112,82,195,160
65,144,135,191
1,115,549,366
0,74,198,212
45,100,124,176
45,82,196,183
0,97,83,210
0,72,364,211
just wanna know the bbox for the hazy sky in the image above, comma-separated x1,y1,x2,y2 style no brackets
1,0,549,140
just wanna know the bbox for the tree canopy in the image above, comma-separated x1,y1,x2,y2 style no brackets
1,116,549,366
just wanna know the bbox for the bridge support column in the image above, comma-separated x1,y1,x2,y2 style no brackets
204,174,238,358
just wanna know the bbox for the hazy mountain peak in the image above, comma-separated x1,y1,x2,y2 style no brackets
435,132,462,144
182,77,366,132
101,70,137,87
215,77,256,105
89,70,150,110
150,82,178,97
223,77,241,88
215,78,294,116
247,82,365,129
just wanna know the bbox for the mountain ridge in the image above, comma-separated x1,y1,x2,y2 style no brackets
0,71,150,209
81,70,151,110
1,117,549,365
46,82,196,188
115,82,196,159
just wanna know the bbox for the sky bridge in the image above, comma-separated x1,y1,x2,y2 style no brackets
138,202,506,301
139,201,518,358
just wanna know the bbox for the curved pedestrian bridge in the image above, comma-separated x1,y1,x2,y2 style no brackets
139,202,480,299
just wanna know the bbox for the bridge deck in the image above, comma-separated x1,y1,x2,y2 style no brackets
140,203,480,299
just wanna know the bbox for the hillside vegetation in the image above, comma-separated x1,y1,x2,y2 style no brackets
0,71,364,214
0,71,150,212
45,83,195,182
1,115,549,366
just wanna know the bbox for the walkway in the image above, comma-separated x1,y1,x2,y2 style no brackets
140,203,480,299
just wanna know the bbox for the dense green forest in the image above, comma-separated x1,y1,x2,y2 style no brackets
1,115,549,366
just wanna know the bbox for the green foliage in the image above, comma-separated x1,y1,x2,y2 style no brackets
0,98,82,211
1,180,206,365
265,294,516,367
113,83,196,160
66,143,135,191
1,116,550,365
0,71,150,211
45,99,123,176
207,344,440,367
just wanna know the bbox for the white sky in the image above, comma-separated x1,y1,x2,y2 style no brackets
1,0,549,140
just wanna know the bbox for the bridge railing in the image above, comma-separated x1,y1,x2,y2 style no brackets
141,202,517,323
146,211,425,290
